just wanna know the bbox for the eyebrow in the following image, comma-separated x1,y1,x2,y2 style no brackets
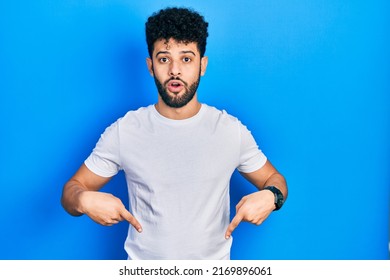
155,50,197,58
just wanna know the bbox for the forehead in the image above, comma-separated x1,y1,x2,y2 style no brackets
153,38,199,56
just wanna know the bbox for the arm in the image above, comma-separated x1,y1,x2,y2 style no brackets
225,160,287,238
240,159,288,199
61,164,142,231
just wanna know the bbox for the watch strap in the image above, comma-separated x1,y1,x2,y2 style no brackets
263,186,284,211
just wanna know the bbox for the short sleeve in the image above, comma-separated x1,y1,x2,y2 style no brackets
84,120,122,177
236,122,267,173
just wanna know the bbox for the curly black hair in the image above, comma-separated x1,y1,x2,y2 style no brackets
145,7,209,57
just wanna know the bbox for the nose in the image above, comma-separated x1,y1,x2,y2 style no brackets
169,60,181,76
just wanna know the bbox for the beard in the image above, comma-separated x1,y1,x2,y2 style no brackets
153,74,201,108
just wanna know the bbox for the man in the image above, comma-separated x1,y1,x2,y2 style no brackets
61,7,287,260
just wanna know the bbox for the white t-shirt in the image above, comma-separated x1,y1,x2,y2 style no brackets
85,104,267,259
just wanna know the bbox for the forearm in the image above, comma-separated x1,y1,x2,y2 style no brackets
61,164,112,216
263,172,288,201
240,160,288,201
61,180,88,216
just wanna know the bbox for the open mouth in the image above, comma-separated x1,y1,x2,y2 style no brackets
167,80,185,93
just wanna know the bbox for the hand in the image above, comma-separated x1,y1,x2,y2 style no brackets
225,190,275,239
79,191,142,232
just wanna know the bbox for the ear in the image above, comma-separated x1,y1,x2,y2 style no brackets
200,56,208,76
146,57,154,77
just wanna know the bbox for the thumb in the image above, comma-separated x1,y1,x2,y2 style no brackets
120,208,143,233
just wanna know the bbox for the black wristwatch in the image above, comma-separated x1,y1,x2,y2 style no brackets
263,186,284,211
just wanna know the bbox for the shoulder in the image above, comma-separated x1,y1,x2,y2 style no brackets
115,105,154,127
97,106,153,137
121,105,153,120
202,104,255,138
202,104,241,125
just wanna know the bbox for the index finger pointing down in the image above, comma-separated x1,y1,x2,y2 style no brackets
225,214,243,239
121,209,143,233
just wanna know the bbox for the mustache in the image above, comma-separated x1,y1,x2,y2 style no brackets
164,77,188,86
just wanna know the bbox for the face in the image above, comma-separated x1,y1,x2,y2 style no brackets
147,38,208,108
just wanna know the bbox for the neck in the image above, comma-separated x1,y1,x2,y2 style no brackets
155,95,201,120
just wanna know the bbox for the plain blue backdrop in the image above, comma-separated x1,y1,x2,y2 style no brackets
0,0,389,260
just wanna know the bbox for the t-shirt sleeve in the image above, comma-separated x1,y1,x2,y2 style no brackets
236,122,267,173
84,120,122,177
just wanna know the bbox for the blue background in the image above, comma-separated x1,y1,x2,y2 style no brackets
1,0,389,260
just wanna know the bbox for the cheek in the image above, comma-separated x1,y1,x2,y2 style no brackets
152,64,168,77
150,67,162,80
152,69,168,85
186,64,202,77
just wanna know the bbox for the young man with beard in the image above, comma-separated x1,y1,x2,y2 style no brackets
61,7,288,260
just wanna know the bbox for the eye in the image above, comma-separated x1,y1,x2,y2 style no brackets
159,57,170,63
182,57,192,63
